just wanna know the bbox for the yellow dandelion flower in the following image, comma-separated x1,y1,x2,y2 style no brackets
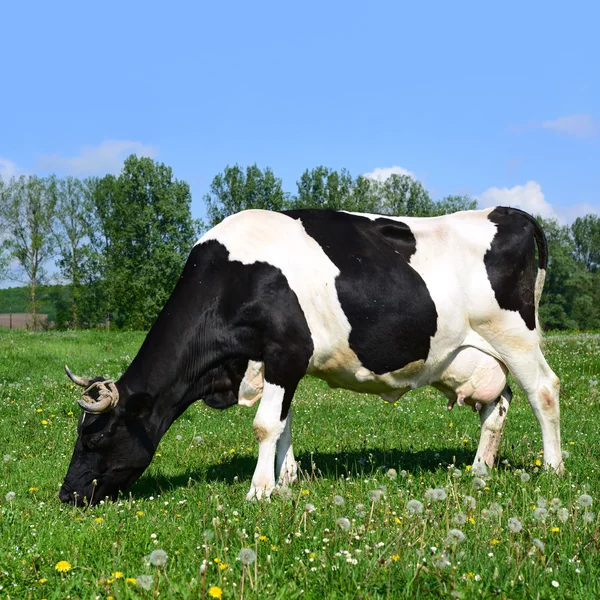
449,422,453,427
107,596,114,600
259,535,268,541
41,420,48,425
208,587,223,599
467,517,475,524
535,459,542,467
36,408,43,413
301,489,310,495
551,527,560,533
28,487,39,492
94,517,103,523
55,560,72,573
491,539,501,545
126,577,137,584
136,511,144,516
213,557,221,563
38,578,47,584
155,453,162,457
67,411,73,416
391,554,400,562
394,516,402,524
465,465,472,472
106,578,114,584
112,571,123,579
271,545,278,551
219,563,228,571
230,448,235,453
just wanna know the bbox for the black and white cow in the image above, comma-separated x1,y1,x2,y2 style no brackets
59,207,562,504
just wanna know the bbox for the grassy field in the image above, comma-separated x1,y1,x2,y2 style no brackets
0,330,599,599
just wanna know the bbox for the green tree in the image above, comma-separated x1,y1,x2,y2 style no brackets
375,174,435,216
91,155,199,330
0,175,57,328
293,166,356,210
432,194,478,216
204,164,287,228
571,214,600,272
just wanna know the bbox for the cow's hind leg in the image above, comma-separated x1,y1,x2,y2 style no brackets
276,408,298,486
472,384,512,474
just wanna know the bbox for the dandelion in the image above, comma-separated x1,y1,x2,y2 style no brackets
208,586,223,598
386,468,398,479
480,509,490,521
550,527,560,533
550,498,562,509
434,552,451,569
112,571,123,579
471,463,486,477
578,494,593,508
305,503,316,513
149,549,168,567
454,511,467,526
582,511,595,524
464,496,476,509
533,508,548,522
472,477,485,490
277,486,293,501
425,488,447,501
537,497,548,509
452,469,462,479
55,561,72,573
203,530,215,541
552,581,559,588
126,577,137,584
355,504,367,518
136,575,153,590
532,538,545,553
445,529,466,544
508,517,522,533
520,472,531,483
406,499,424,515
369,489,383,503
5,491,15,502
336,517,351,531
238,548,256,565
488,502,503,518
333,495,345,506
400,470,408,478
561,450,569,460
557,508,569,523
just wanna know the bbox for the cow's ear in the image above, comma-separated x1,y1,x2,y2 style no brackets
124,392,155,420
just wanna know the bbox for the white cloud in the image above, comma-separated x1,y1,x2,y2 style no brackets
0,157,22,181
36,140,159,176
541,114,597,138
478,181,558,220
363,165,417,182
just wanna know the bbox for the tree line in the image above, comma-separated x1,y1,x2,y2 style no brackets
0,157,598,331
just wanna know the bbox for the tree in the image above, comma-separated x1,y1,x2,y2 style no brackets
375,174,435,216
54,176,91,327
432,194,478,216
571,214,600,272
293,166,358,211
91,155,200,330
0,175,57,328
204,164,288,228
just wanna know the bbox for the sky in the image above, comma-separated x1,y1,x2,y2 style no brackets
1,0,598,228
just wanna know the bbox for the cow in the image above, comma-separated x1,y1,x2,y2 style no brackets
59,206,563,505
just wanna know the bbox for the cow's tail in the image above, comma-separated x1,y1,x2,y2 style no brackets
523,211,548,340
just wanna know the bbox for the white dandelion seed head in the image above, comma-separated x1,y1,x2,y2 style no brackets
434,552,451,569
136,575,153,590
561,450,569,460
550,498,562,509
175,434,183,441
520,472,531,483
425,487,446,501
386,468,398,480
533,508,548,522
149,549,168,567
481,509,491,521
336,517,351,531
552,580,559,588
400,470,408,478
464,495,476,509
578,494,593,508
238,547,257,565
454,512,467,526
445,529,466,544
472,477,486,490
369,489,383,503
203,530,215,542
556,508,569,523
537,497,548,509
582,511,595,524
508,517,523,533
333,495,345,506
453,469,462,479
354,503,366,518
277,486,293,501
305,503,316,513
488,502,503,518
471,463,486,477
406,499,424,515
532,538,545,553
5,491,16,502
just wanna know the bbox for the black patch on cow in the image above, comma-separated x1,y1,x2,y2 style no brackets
283,210,438,374
484,207,538,330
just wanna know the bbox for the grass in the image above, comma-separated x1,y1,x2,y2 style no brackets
0,330,599,599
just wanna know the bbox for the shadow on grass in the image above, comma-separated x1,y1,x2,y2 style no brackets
129,446,490,498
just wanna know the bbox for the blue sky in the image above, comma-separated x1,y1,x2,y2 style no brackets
1,0,598,225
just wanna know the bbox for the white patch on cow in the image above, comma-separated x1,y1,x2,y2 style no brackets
238,360,264,407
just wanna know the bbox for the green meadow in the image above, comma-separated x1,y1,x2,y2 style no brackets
0,330,599,599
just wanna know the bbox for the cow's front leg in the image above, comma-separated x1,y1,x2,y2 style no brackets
276,408,297,486
247,381,288,501
472,384,512,474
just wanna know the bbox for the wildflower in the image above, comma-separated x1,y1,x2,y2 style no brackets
333,495,345,506
136,511,144,517
391,554,400,562
532,538,545,553
425,487,446,501
561,450,569,459
434,552,451,568
406,499,424,515
557,508,569,522
28,487,38,492
126,577,137,584
218,563,228,571
208,586,223,598
472,477,485,490
112,571,123,579
55,561,72,573
305,503,316,513
552,581,559,588
176,434,183,441
336,517,351,531
369,489,383,503
277,486,293,501
453,469,462,479
136,575,153,590
481,509,490,521
355,503,367,518
582,511,595,524
238,548,257,565
41,419,48,425
301,489,310,495
578,494,593,508
445,529,466,544
533,508,548,522
508,517,522,533
488,502,503,518
454,512,467,525
464,496,476,509
537,497,548,509
94,517,103,523
550,498,562,509
5,491,15,502
550,527,560,533
471,463,486,477
149,549,168,567
386,468,398,479
400,470,408,478
520,472,531,483
38,578,47,584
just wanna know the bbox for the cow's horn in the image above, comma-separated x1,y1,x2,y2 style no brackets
65,365,91,387
77,380,119,414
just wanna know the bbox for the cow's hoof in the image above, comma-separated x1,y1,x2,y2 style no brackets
246,484,274,501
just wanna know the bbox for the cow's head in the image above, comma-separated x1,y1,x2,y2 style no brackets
59,366,156,505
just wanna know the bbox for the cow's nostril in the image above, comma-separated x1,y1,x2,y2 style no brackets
58,487,73,503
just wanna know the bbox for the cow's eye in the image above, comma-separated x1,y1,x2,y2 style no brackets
83,434,104,450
